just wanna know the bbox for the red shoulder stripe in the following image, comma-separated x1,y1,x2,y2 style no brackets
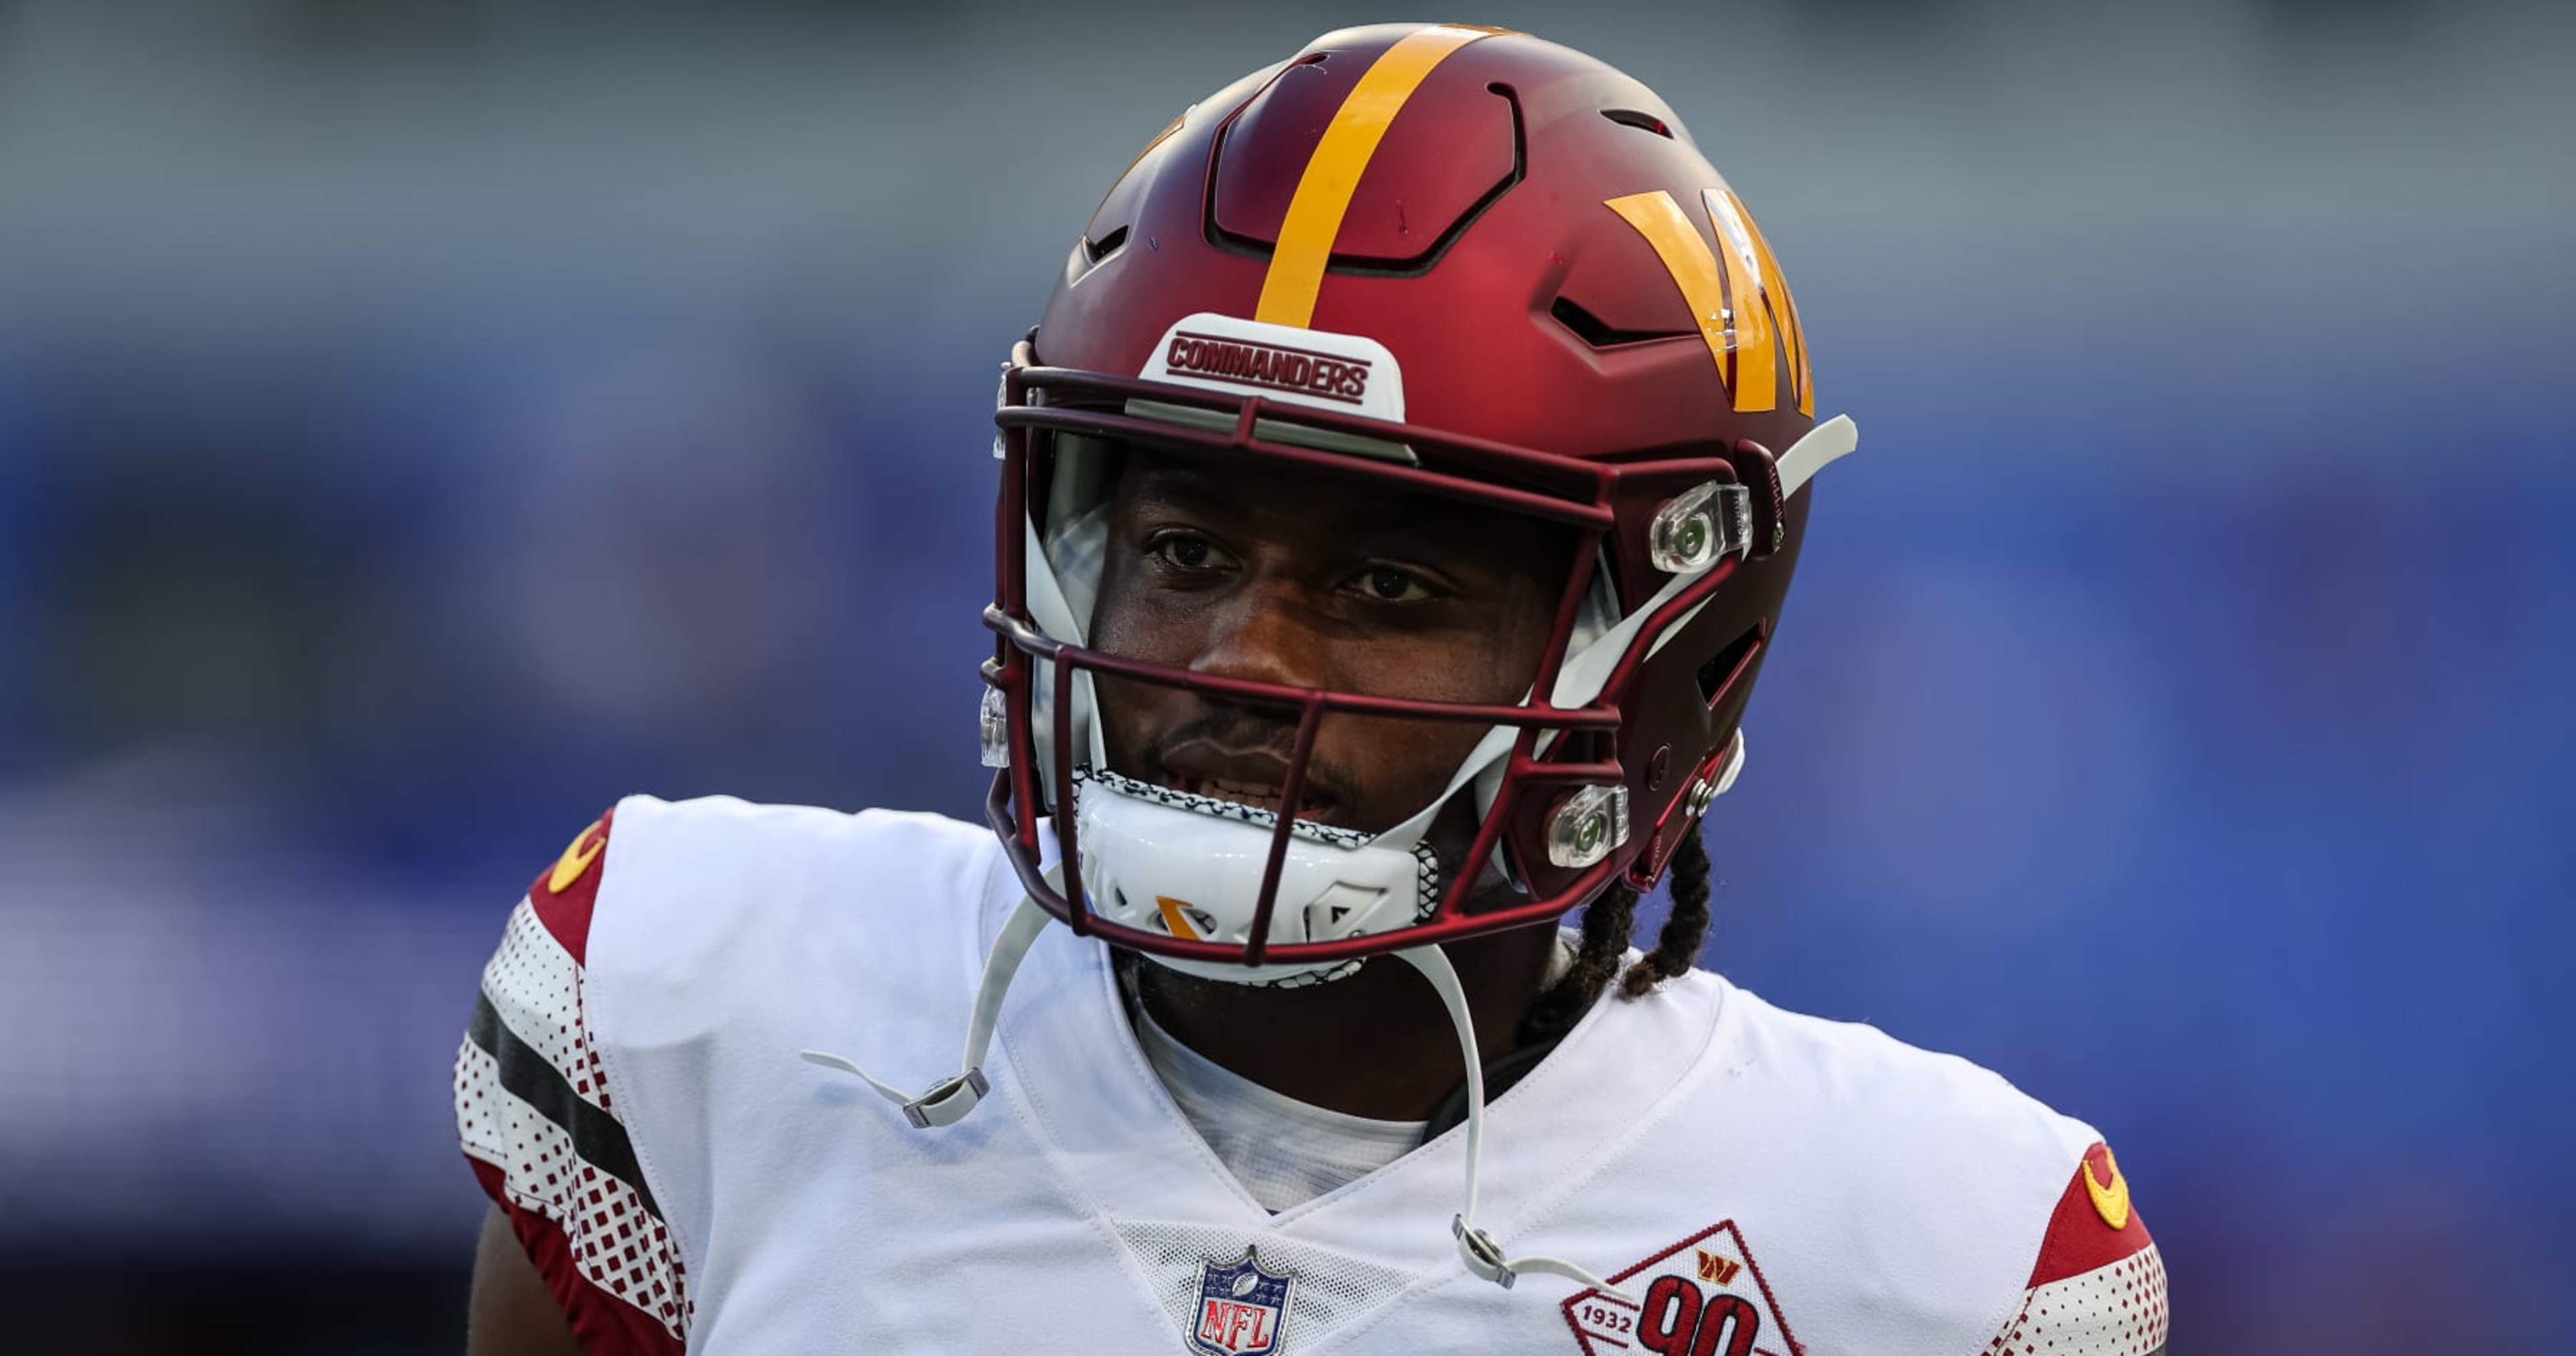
2028,1142,2154,1289
469,1157,683,1356
525,808,617,965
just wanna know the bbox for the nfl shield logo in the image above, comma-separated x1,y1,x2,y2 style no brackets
1191,1245,1296,1355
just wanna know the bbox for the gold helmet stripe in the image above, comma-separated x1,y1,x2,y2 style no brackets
1253,24,1506,330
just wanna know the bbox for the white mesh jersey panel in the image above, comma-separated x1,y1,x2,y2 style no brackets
1984,1243,2169,1356
1113,1218,1419,1350
460,893,693,1342
482,899,611,1115
455,1039,689,1340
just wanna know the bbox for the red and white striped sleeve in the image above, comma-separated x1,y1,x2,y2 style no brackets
1984,1142,2169,1356
455,810,691,1355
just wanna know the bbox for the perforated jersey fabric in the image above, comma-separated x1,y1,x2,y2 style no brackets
456,795,2165,1355
455,822,689,1356
1986,1243,2169,1355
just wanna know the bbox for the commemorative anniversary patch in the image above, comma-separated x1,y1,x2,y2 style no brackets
1561,1221,1803,1356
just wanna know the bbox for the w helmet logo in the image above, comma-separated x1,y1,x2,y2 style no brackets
1605,186,1815,417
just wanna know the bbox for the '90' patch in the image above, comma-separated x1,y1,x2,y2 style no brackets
1561,1220,1803,1356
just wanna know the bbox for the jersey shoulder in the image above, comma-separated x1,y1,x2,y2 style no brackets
578,794,1004,1031
487,791,1007,1077
1713,978,2099,1174
533,793,999,959
1694,979,2165,1353
1985,1140,2167,1355
457,795,1004,1355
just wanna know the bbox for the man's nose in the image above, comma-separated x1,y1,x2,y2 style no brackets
1190,579,1329,693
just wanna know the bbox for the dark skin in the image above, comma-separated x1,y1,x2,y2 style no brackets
466,445,1576,1353
468,1203,584,1355
1090,446,1575,1121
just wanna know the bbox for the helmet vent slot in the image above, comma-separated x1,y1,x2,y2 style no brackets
1068,224,1132,284
1601,108,1673,139
1697,626,1764,708
1550,296,1691,348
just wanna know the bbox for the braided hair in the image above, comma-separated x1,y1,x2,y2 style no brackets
1518,829,1715,1044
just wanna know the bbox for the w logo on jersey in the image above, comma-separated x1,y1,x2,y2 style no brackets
1191,1245,1296,1355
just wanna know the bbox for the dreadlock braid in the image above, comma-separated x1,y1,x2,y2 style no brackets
1619,830,1713,997
1516,828,1718,1042
1518,879,1635,1043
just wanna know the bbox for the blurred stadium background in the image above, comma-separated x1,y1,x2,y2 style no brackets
1,0,2569,1351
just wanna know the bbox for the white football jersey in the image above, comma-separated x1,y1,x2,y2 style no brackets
457,795,2168,1355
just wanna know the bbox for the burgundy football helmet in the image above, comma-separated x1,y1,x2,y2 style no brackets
978,22,1857,982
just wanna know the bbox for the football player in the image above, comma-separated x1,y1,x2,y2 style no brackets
458,24,2167,1356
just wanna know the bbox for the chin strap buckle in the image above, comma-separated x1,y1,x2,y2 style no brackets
797,1048,988,1130
1453,1216,1514,1289
801,895,1052,1132
1401,944,1637,1305
902,1069,991,1128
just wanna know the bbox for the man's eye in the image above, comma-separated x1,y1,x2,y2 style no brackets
1152,535,1222,570
1360,566,1434,603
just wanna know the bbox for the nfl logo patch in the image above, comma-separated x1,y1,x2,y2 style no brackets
1190,1245,1296,1355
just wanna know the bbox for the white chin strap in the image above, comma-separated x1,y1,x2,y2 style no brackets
801,898,1632,1300
801,894,1052,1128
1397,943,1637,1304
1777,413,1857,498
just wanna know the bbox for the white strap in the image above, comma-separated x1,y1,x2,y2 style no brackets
803,898,1634,1298
1775,414,1857,500
1395,945,1638,1304
1712,727,1747,797
801,894,1053,1128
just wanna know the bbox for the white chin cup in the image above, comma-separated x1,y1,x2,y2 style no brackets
1072,768,1439,988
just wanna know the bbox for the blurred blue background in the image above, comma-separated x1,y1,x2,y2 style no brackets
0,1,2569,1351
